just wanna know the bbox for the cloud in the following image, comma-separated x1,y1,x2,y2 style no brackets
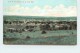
4,4,77,17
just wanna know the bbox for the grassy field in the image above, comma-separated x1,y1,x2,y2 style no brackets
3,30,77,45
3,16,77,45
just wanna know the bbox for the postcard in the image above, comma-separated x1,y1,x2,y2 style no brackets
3,0,77,45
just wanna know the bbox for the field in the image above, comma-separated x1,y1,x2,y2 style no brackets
3,15,77,45
3,30,77,45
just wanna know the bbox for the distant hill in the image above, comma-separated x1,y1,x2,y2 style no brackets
3,15,77,21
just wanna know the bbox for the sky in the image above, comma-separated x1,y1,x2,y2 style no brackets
3,0,77,17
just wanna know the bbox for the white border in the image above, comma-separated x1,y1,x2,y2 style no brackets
0,0,80,53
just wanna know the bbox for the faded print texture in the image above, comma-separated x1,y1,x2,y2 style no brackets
3,0,77,45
